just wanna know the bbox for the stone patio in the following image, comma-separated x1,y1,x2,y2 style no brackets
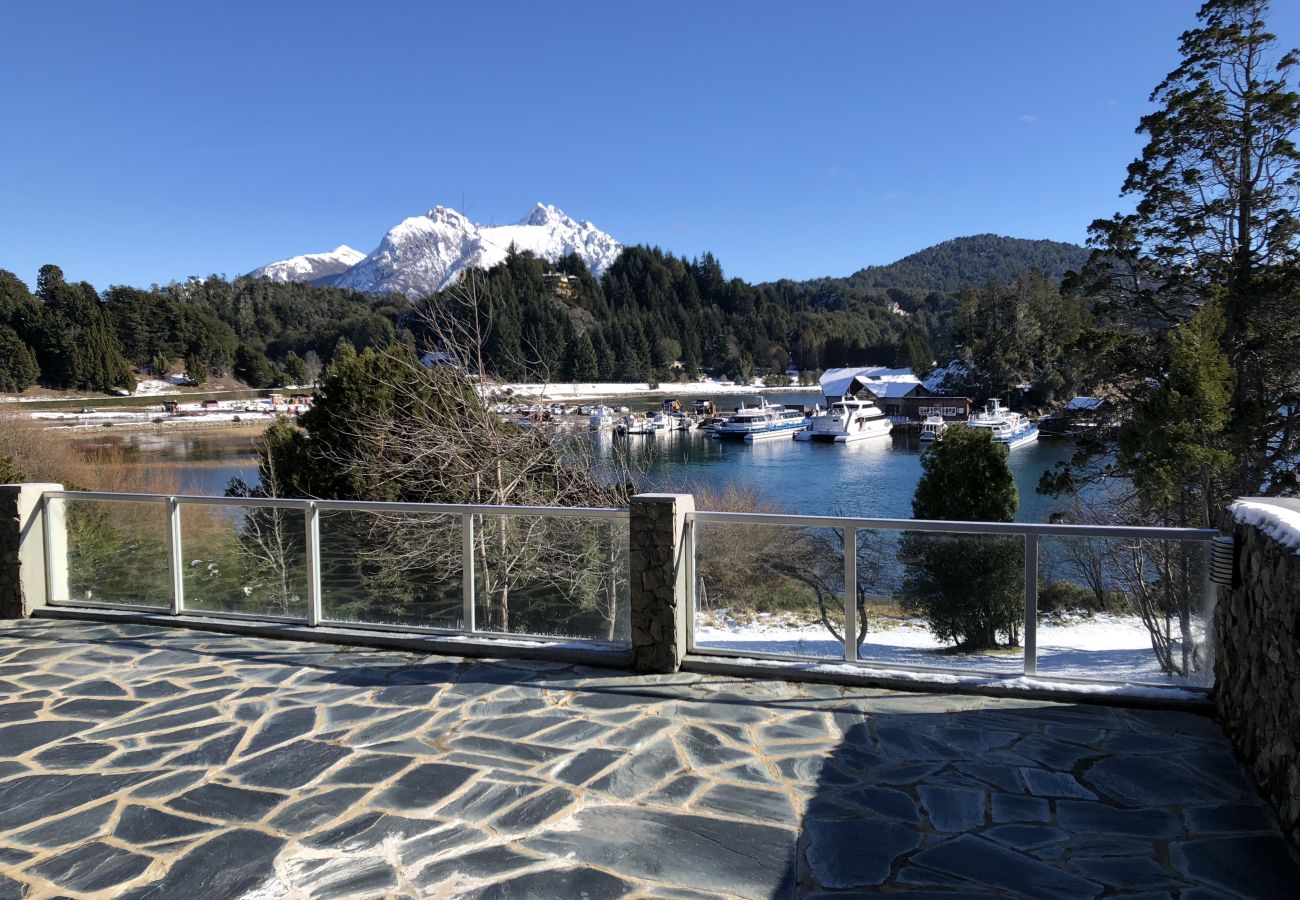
0,619,1296,899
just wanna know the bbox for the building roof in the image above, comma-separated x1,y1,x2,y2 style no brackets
1064,396,1106,411
820,366,919,399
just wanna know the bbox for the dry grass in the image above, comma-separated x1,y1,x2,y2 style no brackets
0,415,180,493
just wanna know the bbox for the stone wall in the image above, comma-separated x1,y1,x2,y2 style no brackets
1215,499,1300,847
629,493,694,673
0,483,64,619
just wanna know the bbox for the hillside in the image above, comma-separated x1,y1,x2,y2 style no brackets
844,234,1089,294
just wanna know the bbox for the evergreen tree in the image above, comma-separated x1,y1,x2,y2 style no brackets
1085,0,1300,497
0,327,39,392
566,333,599,381
234,344,278,388
282,351,308,387
150,351,170,379
899,427,1023,649
184,352,208,387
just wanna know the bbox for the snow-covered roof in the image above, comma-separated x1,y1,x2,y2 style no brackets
867,381,925,399
1065,396,1105,411
820,366,919,398
1230,499,1300,553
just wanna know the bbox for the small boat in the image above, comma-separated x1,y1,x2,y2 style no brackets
624,412,672,435
919,415,947,442
796,398,892,443
716,401,808,442
965,400,1038,449
588,405,616,431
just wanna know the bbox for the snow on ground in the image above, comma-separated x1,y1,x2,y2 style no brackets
694,610,1191,686
132,376,192,396
1230,498,1300,553
495,380,820,401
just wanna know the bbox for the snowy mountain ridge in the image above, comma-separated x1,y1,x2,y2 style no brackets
247,245,366,284
251,203,622,298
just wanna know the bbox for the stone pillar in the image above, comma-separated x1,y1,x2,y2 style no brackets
1215,498,1300,848
629,492,695,673
0,483,65,619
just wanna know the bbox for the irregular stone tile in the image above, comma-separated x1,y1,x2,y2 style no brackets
954,762,1027,794
28,840,152,893
52,698,144,720
92,707,218,740
115,805,220,844
1170,835,1300,898
117,828,285,899
33,741,116,769
167,783,287,822
14,801,115,848
0,701,44,723
1100,731,1188,754
449,734,568,766
145,722,230,747
131,680,184,699
494,786,574,832
463,866,633,899
869,762,944,785
123,688,233,719
376,762,476,811
1082,757,1232,807
918,785,985,832
910,834,1101,899
414,845,541,892
531,717,610,747
0,772,156,829
1072,856,1183,890
601,715,673,749
991,792,1049,823
805,818,922,887
1020,768,1096,800
372,684,444,706
242,707,317,755
1013,736,1098,771
64,679,130,697
1184,803,1280,834
693,783,793,822
590,739,684,799
324,753,413,786
678,726,751,770
267,787,370,832
125,769,204,799
0,720,91,755
228,740,351,790
283,855,399,896
523,807,794,897
642,774,709,808
168,729,245,767
345,710,432,747
548,747,622,786
1055,801,1183,839
775,754,826,783
1066,838,1155,858
303,811,443,851
985,824,1069,850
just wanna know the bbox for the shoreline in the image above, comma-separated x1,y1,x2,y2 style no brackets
492,381,821,401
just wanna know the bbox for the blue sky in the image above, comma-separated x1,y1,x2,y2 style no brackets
3,1,1298,290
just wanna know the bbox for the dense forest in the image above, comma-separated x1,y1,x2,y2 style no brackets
0,234,1092,403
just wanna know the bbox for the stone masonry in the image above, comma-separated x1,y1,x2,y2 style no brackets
1216,500,1300,848
0,483,63,620
629,492,693,674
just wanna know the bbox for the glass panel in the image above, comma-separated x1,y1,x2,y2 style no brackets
319,510,461,628
1037,535,1211,686
473,514,629,641
63,497,170,607
180,504,308,618
693,521,848,659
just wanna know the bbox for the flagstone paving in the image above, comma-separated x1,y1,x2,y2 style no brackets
0,618,1296,899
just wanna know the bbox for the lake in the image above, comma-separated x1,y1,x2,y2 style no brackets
78,390,1095,522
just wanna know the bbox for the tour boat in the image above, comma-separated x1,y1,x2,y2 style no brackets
796,398,892,443
965,400,1039,449
716,401,809,442
919,415,947,442
624,412,672,435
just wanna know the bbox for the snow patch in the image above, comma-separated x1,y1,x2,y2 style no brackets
248,245,366,283
1230,499,1300,554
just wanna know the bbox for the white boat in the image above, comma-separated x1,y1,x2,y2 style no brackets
965,400,1038,449
919,416,947,442
623,412,672,435
716,401,808,442
588,405,616,431
796,398,892,443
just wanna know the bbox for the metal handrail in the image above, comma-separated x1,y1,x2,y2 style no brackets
685,508,1217,685
687,509,1217,541
42,490,629,647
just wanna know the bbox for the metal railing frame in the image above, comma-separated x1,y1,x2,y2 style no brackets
41,490,629,647
684,509,1218,685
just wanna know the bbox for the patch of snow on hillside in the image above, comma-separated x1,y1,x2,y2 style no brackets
249,245,366,283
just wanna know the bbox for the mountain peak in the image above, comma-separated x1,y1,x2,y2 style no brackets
522,202,570,227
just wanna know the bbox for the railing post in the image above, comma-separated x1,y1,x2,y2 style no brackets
629,493,695,673
1200,538,1216,684
1023,532,1038,675
683,517,696,653
462,512,476,632
304,502,321,626
844,526,858,662
167,497,184,615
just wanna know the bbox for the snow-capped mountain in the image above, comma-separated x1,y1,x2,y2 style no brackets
252,203,622,298
247,245,366,284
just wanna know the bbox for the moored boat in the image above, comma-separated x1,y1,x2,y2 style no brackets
965,400,1038,449
919,415,947,442
796,398,892,443
716,401,808,442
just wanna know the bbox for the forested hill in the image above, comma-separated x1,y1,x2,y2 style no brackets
841,234,1089,294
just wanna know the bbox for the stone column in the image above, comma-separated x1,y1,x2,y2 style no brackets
0,483,65,619
629,492,695,673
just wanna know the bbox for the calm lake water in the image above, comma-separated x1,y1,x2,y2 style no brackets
80,391,1095,522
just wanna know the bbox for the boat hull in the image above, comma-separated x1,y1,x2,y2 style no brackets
997,426,1039,450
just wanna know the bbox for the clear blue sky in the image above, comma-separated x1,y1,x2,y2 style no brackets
3,1,1298,290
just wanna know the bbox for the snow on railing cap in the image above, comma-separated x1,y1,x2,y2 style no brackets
1230,498,1300,554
